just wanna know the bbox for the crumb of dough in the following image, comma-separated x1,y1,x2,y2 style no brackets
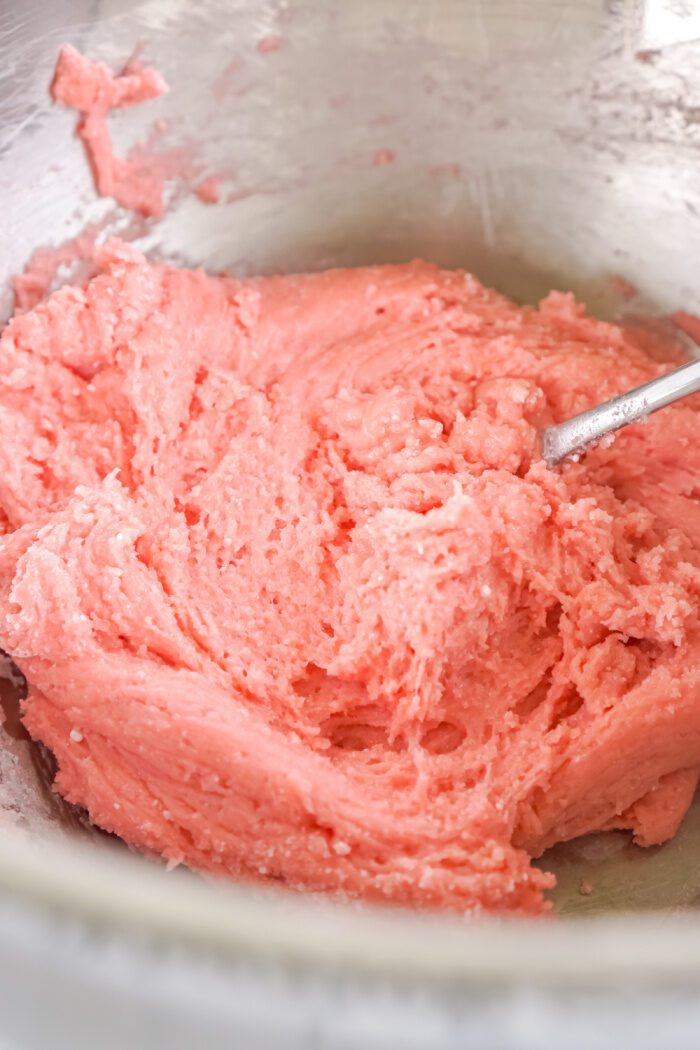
194,177,221,205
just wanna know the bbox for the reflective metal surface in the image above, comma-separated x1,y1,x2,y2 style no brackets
2,0,700,320
1,0,700,1033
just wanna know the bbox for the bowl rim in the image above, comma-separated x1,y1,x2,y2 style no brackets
1,827,700,986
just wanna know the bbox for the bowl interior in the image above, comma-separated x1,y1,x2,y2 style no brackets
1,0,700,925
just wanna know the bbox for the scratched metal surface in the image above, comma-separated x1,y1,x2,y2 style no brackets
0,0,700,999
1,0,700,320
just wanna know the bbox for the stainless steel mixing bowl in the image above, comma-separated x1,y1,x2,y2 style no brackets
2,1,700,1046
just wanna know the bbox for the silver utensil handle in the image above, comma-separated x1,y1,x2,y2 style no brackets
542,358,700,467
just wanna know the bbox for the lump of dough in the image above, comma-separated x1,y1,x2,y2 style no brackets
52,45,169,217
1,239,700,915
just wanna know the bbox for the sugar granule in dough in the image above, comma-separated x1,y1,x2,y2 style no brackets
1,237,700,915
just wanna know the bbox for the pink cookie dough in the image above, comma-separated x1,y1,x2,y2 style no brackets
1,237,700,914
52,45,169,217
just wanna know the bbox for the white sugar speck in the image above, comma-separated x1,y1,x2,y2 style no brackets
480,584,492,598
69,729,83,743
333,840,351,856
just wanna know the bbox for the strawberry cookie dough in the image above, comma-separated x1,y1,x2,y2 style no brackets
1,239,700,915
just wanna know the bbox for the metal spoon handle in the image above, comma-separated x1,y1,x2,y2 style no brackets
542,357,700,467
